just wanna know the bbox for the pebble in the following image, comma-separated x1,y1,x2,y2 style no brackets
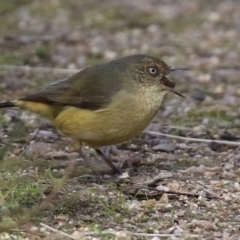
159,193,169,203
214,85,224,94
185,164,206,173
153,142,176,152
167,182,180,191
151,237,161,240
40,227,46,232
208,12,220,22
222,170,235,178
233,182,240,190
127,200,140,210
191,90,206,101
119,172,130,179
115,231,131,240
197,74,211,82
54,214,69,221
25,142,52,158
67,152,79,160
30,226,38,232
204,171,217,178
168,226,184,234
71,231,86,239
187,219,218,230
103,50,117,60
224,163,234,170
156,171,173,179
156,185,169,192
177,211,185,217
192,124,206,132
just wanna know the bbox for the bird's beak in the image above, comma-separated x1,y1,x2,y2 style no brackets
161,75,185,98
161,66,188,98
170,67,188,72
168,89,185,98
161,76,175,88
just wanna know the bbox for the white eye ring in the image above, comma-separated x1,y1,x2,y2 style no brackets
148,67,157,75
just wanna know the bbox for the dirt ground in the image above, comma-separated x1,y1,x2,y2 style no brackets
1,0,240,239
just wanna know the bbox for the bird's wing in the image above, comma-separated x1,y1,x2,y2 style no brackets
20,64,123,111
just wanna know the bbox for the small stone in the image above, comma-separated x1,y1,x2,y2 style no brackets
185,164,206,173
119,172,130,179
147,24,159,33
213,85,224,94
159,193,169,203
54,214,68,221
198,74,211,82
167,182,180,191
156,171,173,179
153,142,176,152
71,231,86,239
77,56,86,66
115,231,131,240
208,12,220,22
192,124,206,133
67,152,79,160
127,200,140,210
204,171,217,178
30,226,38,232
234,182,240,190
104,50,117,60
187,219,218,230
177,211,185,217
222,170,235,178
156,185,169,192
12,147,21,155
224,163,234,170
168,226,184,234
25,142,52,158
40,227,46,232
191,90,206,101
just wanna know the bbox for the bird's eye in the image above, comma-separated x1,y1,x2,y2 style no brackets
149,67,157,74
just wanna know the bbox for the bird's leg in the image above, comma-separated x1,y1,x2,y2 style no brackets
95,148,122,174
77,148,100,176
73,141,99,175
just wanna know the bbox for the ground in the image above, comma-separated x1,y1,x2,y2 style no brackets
0,0,240,239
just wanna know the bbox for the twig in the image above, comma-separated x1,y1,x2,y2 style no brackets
84,231,200,238
145,131,240,146
40,223,201,238
118,231,200,237
194,181,219,198
149,187,203,198
40,223,79,240
123,185,219,200
149,124,193,131
144,173,173,186
0,65,79,75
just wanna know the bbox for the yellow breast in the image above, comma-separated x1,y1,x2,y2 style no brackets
53,86,168,148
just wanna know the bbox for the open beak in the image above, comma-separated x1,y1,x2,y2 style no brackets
170,67,188,72
161,75,185,98
168,89,185,98
161,66,188,98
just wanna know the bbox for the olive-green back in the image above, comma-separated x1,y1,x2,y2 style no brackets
20,57,135,110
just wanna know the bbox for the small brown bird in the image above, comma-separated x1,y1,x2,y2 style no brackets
0,54,184,173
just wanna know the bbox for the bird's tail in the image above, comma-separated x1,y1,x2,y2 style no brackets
0,101,15,108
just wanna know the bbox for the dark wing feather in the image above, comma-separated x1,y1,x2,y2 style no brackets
20,61,126,110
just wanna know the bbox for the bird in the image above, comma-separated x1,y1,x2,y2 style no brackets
0,54,185,174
